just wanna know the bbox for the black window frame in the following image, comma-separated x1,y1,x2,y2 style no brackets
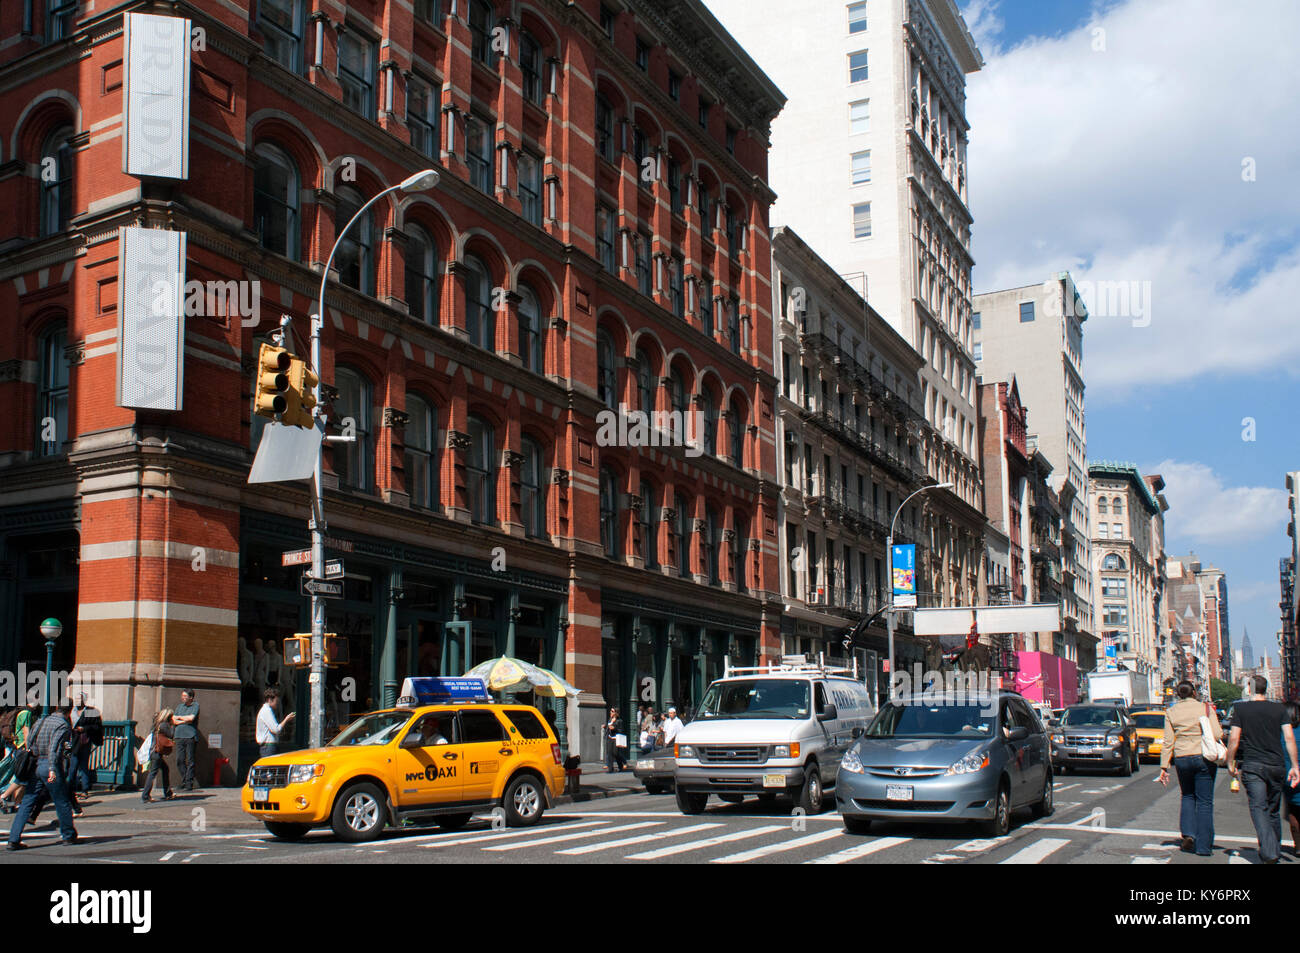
520,435,546,538
404,223,439,324
463,254,495,351
259,0,306,73
466,414,497,525
252,142,300,259
404,393,440,510
36,324,69,457
338,29,378,119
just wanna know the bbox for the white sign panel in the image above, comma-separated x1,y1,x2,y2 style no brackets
122,12,191,179
911,604,1062,637
117,227,186,411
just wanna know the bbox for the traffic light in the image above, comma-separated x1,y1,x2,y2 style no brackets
254,343,291,419
283,356,319,429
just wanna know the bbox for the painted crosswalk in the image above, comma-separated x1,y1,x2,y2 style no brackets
557,823,723,855
805,835,911,864
1000,837,1070,864
625,824,787,860
710,828,845,863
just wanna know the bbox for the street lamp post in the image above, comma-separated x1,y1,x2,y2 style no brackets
39,617,62,716
305,169,439,748
885,482,953,701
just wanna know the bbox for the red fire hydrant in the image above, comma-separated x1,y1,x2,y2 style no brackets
213,756,230,787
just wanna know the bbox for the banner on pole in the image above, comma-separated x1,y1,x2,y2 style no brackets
891,544,916,608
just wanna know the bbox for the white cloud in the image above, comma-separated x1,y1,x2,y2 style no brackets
968,0,1300,396
960,0,1005,56
1149,460,1287,545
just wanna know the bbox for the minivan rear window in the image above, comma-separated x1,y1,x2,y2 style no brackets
505,708,550,740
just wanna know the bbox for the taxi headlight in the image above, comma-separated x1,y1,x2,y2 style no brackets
944,751,990,776
287,764,324,784
840,748,865,774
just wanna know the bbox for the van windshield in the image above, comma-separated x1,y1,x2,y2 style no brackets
697,679,810,720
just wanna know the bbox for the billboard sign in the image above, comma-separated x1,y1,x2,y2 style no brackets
123,12,191,179
891,543,916,608
117,226,185,411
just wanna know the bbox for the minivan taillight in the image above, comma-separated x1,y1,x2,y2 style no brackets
551,743,562,764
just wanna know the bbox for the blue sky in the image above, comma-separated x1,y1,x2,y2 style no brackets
961,0,1300,667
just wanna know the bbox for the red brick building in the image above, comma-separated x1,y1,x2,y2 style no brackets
0,0,785,774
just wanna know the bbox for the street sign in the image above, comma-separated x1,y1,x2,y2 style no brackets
300,575,342,598
323,536,354,553
282,549,312,567
324,559,344,579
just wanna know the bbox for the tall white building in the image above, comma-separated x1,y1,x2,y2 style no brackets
707,0,987,609
974,275,1094,662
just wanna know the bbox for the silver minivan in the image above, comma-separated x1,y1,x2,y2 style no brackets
672,659,876,815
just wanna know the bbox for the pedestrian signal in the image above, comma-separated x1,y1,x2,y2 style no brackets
284,635,311,668
254,343,292,419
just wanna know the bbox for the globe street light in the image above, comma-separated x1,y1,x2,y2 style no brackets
40,617,62,716
885,482,954,701
302,168,439,749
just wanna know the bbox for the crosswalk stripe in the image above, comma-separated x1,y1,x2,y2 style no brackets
417,819,609,849
1055,783,1079,792
557,824,722,856
626,825,787,860
1001,837,1070,864
952,835,1012,853
481,822,661,851
1132,856,1169,864
805,835,911,864
711,828,844,863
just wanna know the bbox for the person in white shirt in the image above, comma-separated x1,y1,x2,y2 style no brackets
255,689,295,757
661,708,684,747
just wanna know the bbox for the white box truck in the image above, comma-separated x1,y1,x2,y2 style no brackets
1086,670,1150,708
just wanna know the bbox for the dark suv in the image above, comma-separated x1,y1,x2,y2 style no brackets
1050,704,1140,775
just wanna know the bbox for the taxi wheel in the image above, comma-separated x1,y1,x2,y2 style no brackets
503,774,546,827
263,821,309,841
436,812,474,831
332,782,387,842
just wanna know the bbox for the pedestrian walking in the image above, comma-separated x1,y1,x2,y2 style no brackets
661,707,684,747
1225,676,1300,864
141,709,176,803
6,703,78,850
69,692,103,802
1283,701,1300,857
255,689,295,758
604,707,627,772
0,701,40,813
171,689,200,791
1157,680,1222,856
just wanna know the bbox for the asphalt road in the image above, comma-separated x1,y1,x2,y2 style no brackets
3,762,1294,865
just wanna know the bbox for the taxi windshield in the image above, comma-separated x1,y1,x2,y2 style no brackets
328,711,412,746
697,679,810,720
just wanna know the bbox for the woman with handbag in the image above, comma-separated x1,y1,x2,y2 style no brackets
141,709,176,803
1158,680,1224,856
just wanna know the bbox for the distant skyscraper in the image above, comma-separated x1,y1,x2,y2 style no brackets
1240,628,1254,670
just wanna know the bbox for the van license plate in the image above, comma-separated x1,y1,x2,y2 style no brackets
762,774,785,788
253,787,269,801
886,785,913,801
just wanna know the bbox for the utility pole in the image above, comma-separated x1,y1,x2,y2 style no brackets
887,482,953,701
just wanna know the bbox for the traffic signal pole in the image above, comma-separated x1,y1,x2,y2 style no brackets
309,306,326,750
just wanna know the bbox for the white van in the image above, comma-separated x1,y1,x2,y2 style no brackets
672,657,875,815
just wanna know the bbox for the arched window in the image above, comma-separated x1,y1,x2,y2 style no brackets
1112,496,1123,514
519,28,543,104
729,397,746,467
518,285,543,373
1103,553,1125,571
520,436,546,538
40,126,74,236
463,255,494,351
596,329,617,408
600,467,620,558
1097,497,1108,515
636,348,655,414
700,391,717,457
705,505,720,586
405,394,438,509
669,368,688,444
335,185,374,294
36,323,69,456
675,494,691,578
253,143,300,259
466,414,496,524
404,225,438,323
334,367,372,491
640,480,658,570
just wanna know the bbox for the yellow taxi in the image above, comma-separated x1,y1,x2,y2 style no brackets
242,678,565,842
1131,708,1168,763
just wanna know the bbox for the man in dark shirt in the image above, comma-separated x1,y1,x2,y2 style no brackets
1226,676,1300,864
172,689,200,791
6,704,78,850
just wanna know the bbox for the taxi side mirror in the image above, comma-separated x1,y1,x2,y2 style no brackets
399,732,424,749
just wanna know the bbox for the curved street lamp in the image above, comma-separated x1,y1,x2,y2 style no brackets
40,617,62,716
302,168,440,748
885,482,953,701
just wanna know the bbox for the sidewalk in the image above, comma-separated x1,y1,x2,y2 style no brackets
74,762,644,827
